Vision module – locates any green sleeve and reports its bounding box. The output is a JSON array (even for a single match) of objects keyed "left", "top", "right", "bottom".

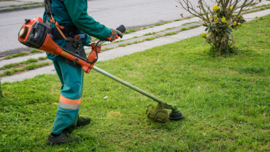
[{"left": 63, "top": 0, "right": 111, "bottom": 40}]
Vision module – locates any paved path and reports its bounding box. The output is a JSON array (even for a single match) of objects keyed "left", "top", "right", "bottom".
[
  {"left": 0, "top": 0, "right": 206, "bottom": 53},
  {"left": 0, "top": 17, "right": 203, "bottom": 68},
  {"left": 0, "top": 1, "right": 25, "bottom": 7},
  {"left": 0, "top": 0, "right": 43, "bottom": 8},
  {"left": 2, "top": 9, "right": 270, "bottom": 83}
]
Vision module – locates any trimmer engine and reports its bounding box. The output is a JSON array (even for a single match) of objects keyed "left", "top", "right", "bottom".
[
  {"left": 18, "top": 17, "right": 108, "bottom": 73},
  {"left": 18, "top": 17, "right": 126, "bottom": 73},
  {"left": 19, "top": 17, "right": 48, "bottom": 48}
]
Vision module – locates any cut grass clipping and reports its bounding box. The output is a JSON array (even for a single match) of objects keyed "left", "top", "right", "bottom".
[{"left": 0, "top": 14, "right": 270, "bottom": 151}]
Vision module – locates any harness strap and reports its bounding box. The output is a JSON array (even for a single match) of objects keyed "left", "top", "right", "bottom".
[
  {"left": 44, "top": 0, "right": 67, "bottom": 41},
  {"left": 51, "top": 26, "right": 81, "bottom": 40}
]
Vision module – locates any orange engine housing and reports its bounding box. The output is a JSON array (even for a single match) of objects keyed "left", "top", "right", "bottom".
[{"left": 18, "top": 17, "right": 99, "bottom": 73}]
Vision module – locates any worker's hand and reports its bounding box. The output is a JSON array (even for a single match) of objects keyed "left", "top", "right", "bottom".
[{"left": 106, "top": 29, "right": 123, "bottom": 42}]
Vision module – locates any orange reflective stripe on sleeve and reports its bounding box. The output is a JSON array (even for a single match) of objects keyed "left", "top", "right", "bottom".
[{"left": 60, "top": 95, "right": 81, "bottom": 105}]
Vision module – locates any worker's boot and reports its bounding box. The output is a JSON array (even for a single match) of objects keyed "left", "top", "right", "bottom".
[
  {"left": 77, "top": 115, "right": 91, "bottom": 127},
  {"left": 47, "top": 132, "right": 80, "bottom": 145}
]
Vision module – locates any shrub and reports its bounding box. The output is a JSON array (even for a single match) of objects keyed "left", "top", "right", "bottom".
[{"left": 176, "top": 0, "right": 260, "bottom": 55}]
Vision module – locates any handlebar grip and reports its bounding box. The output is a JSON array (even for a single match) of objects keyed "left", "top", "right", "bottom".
[{"left": 116, "top": 25, "right": 126, "bottom": 33}]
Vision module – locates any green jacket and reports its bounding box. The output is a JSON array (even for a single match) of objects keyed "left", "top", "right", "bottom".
[{"left": 43, "top": 0, "right": 111, "bottom": 61}]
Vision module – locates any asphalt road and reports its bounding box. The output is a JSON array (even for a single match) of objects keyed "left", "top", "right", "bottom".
[{"left": 0, "top": 0, "right": 202, "bottom": 53}]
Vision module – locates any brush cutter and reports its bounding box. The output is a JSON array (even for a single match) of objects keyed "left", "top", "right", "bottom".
[{"left": 18, "top": 17, "right": 183, "bottom": 123}]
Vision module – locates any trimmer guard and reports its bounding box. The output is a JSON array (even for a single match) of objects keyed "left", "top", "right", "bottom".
[{"left": 146, "top": 103, "right": 169, "bottom": 123}]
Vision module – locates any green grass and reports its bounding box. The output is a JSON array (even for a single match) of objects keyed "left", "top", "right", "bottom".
[
  {"left": 0, "top": 58, "right": 38, "bottom": 70},
  {"left": 155, "top": 22, "right": 169, "bottom": 26},
  {"left": 0, "top": 57, "right": 47, "bottom": 70},
  {"left": 0, "top": 80, "right": 2, "bottom": 98},
  {"left": 2, "top": 49, "right": 44, "bottom": 59},
  {"left": 164, "top": 31, "right": 178, "bottom": 36},
  {"left": 174, "top": 18, "right": 183, "bottom": 22},
  {"left": 181, "top": 22, "right": 193, "bottom": 26},
  {"left": 165, "top": 27, "right": 176, "bottom": 30},
  {"left": 180, "top": 27, "right": 189, "bottom": 31},
  {"left": 246, "top": 6, "right": 270, "bottom": 14},
  {"left": 30, "top": 49, "right": 42, "bottom": 53},
  {"left": 119, "top": 42, "right": 133, "bottom": 47},
  {"left": 0, "top": 62, "right": 51, "bottom": 76},
  {"left": 252, "top": 3, "right": 270, "bottom": 9},
  {"left": 244, "top": 3, "right": 270, "bottom": 14},
  {"left": 3, "top": 52, "right": 28, "bottom": 59},
  {"left": 188, "top": 25, "right": 201, "bottom": 29},
  {"left": 143, "top": 32, "right": 156, "bottom": 36},
  {"left": 117, "top": 24, "right": 201, "bottom": 48},
  {"left": 0, "top": 14, "right": 270, "bottom": 151},
  {"left": 38, "top": 57, "right": 47, "bottom": 60},
  {"left": 165, "top": 25, "right": 201, "bottom": 36},
  {"left": 101, "top": 47, "right": 115, "bottom": 52},
  {"left": 124, "top": 29, "right": 138, "bottom": 34},
  {"left": 145, "top": 37, "right": 155, "bottom": 41}
]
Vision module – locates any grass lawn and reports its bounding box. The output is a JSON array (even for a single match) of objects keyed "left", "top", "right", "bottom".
[{"left": 0, "top": 15, "right": 270, "bottom": 151}]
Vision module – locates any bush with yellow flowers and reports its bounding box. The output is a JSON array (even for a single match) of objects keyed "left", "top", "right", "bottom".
[
  {"left": 176, "top": 0, "right": 258, "bottom": 55},
  {"left": 202, "top": 5, "right": 246, "bottom": 54}
]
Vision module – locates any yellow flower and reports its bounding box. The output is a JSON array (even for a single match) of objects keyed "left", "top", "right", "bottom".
[
  {"left": 213, "top": 5, "right": 220, "bottom": 12},
  {"left": 230, "top": 6, "right": 233, "bottom": 10},
  {"left": 228, "top": 25, "right": 232, "bottom": 29},
  {"left": 214, "top": 16, "right": 218, "bottom": 21},
  {"left": 233, "top": 21, "right": 236, "bottom": 26},
  {"left": 238, "top": 24, "right": 243, "bottom": 27},
  {"left": 221, "top": 16, "right": 227, "bottom": 23},
  {"left": 210, "top": 15, "right": 212, "bottom": 19},
  {"left": 201, "top": 33, "right": 207, "bottom": 38}
]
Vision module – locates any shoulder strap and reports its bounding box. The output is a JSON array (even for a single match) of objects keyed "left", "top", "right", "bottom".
[
  {"left": 44, "top": 0, "right": 52, "bottom": 27},
  {"left": 44, "top": 0, "right": 52, "bottom": 18},
  {"left": 44, "top": 0, "right": 67, "bottom": 41}
]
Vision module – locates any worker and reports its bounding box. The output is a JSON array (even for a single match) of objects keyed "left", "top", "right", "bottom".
[{"left": 43, "top": 0, "right": 123, "bottom": 145}]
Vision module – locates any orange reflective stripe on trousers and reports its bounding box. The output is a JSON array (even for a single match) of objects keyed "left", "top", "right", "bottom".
[{"left": 59, "top": 95, "right": 81, "bottom": 110}]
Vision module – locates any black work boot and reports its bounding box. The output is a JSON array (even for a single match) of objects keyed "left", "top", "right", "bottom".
[
  {"left": 47, "top": 132, "right": 80, "bottom": 146},
  {"left": 76, "top": 115, "right": 91, "bottom": 127}
]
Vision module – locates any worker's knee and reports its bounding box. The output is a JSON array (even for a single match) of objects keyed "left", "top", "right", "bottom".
[{"left": 61, "top": 81, "right": 83, "bottom": 99}]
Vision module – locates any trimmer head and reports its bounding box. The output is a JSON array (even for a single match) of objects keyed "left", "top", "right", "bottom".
[
  {"left": 168, "top": 110, "right": 183, "bottom": 121},
  {"left": 146, "top": 103, "right": 183, "bottom": 123}
]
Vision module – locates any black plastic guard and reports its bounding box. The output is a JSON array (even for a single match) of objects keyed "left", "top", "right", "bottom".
[{"left": 20, "top": 21, "right": 48, "bottom": 48}]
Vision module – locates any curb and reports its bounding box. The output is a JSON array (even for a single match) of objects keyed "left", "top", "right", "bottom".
[{"left": 0, "top": 3, "right": 43, "bottom": 13}]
